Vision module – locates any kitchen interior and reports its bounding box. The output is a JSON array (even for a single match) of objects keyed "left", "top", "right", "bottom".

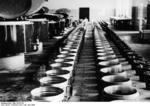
[{"left": 0, "top": 0, "right": 150, "bottom": 103}]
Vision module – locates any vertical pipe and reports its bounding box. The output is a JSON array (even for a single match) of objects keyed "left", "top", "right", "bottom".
[{"left": 23, "top": 24, "right": 27, "bottom": 53}]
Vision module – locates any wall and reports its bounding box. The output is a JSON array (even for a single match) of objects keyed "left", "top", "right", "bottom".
[{"left": 44, "top": 0, "right": 118, "bottom": 21}]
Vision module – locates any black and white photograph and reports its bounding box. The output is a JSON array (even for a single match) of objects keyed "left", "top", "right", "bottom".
[{"left": 0, "top": 0, "right": 150, "bottom": 105}]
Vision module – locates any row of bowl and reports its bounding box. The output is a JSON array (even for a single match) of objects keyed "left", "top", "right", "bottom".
[
  {"left": 93, "top": 25, "right": 140, "bottom": 101},
  {"left": 30, "top": 25, "right": 85, "bottom": 102},
  {"left": 99, "top": 21, "right": 150, "bottom": 91}
]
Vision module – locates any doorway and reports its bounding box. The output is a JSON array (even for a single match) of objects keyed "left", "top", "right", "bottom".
[{"left": 79, "top": 7, "right": 90, "bottom": 21}]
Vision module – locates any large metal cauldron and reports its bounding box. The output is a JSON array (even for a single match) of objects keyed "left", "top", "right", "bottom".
[
  {"left": 28, "top": 19, "right": 49, "bottom": 42},
  {"left": 48, "top": 21, "right": 57, "bottom": 38},
  {"left": 26, "top": 0, "right": 45, "bottom": 15},
  {"left": 0, "top": 0, "right": 31, "bottom": 19},
  {"left": 31, "top": 13, "right": 61, "bottom": 37},
  {"left": 0, "top": 21, "right": 34, "bottom": 57}
]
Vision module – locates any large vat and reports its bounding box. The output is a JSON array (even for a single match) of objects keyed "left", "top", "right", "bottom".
[
  {"left": 0, "top": 21, "right": 34, "bottom": 57},
  {"left": 0, "top": 0, "right": 31, "bottom": 19},
  {"left": 26, "top": 0, "right": 45, "bottom": 15},
  {"left": 28, "top": 19, "right": 49, "bottom": 42},
  {"left": 31, "top": 13, "right": 62, "bottom": 37}
]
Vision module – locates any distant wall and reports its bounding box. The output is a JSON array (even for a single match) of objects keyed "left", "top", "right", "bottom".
[
  {"left": 44, "top": 0, "right": 148, "bottom": 25},
  {"left": 43, "top": 0, "right": 118, "bottom": 21}
]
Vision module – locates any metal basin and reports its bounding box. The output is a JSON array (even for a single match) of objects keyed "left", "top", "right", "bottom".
[
  {"left": 57, "top": 54, "right": 67, "bottom": 58},
  {"left": 39, "top": 76, "right": 68, "bottom": 88},
  {"left": 97, "top": 49, "right": 114, "bottom": 53},
  {"left": 57, "top": 54, "right": 76, "bottom": 60},
  {"left": 98, "top": 59, "right": 120, "bottom": 67},
  {"left": 62, "top": 48, "right": 78, "bottom": 52},
  {"left": 50, "top": 63, "right": 62, "bottom": 70},
  {"left": 101, "top": 75, "right": 132, "bottom": 87},
  {"left": 96, "top": 47, "right": 113, "bottom": 50},
  {"left": 54, "top": 58, "right": 74, "bottom": 65},
  {"left": 103, "top": 85, "right": 139, "bottom": 100},
  {"left": 46, "top": 69, "right": 71, "bottom": 79},
  {"left": 60, "top": 51, "right": 69, "bottom": 55},
  {"left": 100, "top": 65, "right": 126, "bottom": 77},
  {"left": 31, "top": 86, "right": 64, "bottom": 102},
  {"left": 97, "top": 55, "right": 116, "bottom": 61},
  {"left": 50, "top": 63, "right": 73, "bottom": 72},
  {"left": 97, "top": 52, "right": 115, "bottom": 56},
  {"left": 96, "top": 47, "right": 104, "bottom": 49}
]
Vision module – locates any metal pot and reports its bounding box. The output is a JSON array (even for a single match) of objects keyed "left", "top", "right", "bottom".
[
  {"left": 103, "top": 85, "right": 139, "bottom": 101},
  {"left": 96, "top": 49, "right": 114, "bottom": 54},
  {"left": 101, "top": 75, "right": 132, "bottom": 88},
  {"left": 98, "top": 59, "right": 120, "bottom": 68},
  {"left": 46, "top": 69, "right": 71, "bottom": 79},
  {"left": 99, "top": 65, "right": 126, "bottom": 77},
  {"left": 97, "top": 55, "right": 116, "bottom": 61},
  {"left": 54, "top": 58, "right": 75, "bottom": 65},
  {"left": 97, "top": 52, "right": 115, "bottom": 57},
  {"left": 31, "top": 86, "right": 64, "bottom": 102},
  {"left": 50, "top": 63, "right": 74, "bottom": 72},
  {"left": 39, "top": 76, "right": 68, "bottom": 88}
]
